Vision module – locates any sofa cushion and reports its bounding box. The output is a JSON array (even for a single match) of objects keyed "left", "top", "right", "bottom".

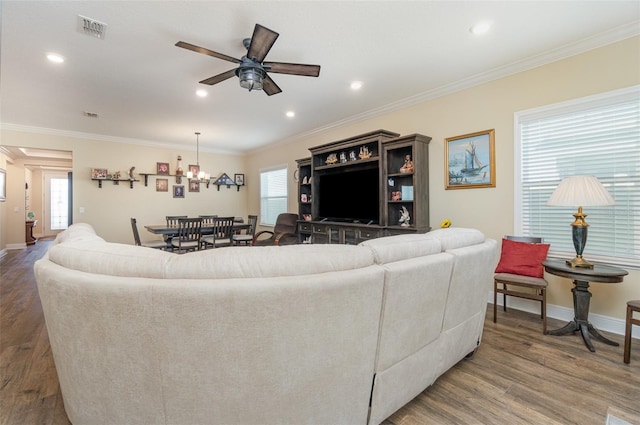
[
  {"left": 359, "top": 234, "right": 442, "bottom": 264},
  {"left": 424, "top": 228, "right": 486, "bottom": 250},
  {"left": 164, "top": 244, "right": 375, "bottom": 279},
  {"left": 494, "top": 238, "right": 550, "bottom": 278},
  {"left": 48, "top": 240, "right": 169, "bottom": 278}
]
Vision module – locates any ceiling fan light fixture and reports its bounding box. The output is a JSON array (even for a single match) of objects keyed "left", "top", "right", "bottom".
[{"left": 237, "top": 67, "right": 265, "bottom": 91}]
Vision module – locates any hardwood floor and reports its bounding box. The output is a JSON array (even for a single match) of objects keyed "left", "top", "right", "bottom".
[{"left": 1, "top": 240, "right": 639, "bottom": 425}]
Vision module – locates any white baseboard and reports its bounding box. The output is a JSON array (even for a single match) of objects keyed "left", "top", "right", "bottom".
[
  {"left": 0, "top": 249, "right": 6, "bottom": 259},
  {"left": 489, "top": 291, "right": 639, "bottom": 339},
  {"left": 6, "top": 243, "right": 27, "bottom": 250}
]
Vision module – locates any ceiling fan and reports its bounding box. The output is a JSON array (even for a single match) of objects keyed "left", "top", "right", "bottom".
[{"left": 176, "top": 23, "right": 321, "bottom": 96}]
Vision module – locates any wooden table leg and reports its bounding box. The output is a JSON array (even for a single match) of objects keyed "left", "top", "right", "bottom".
[{"left": 547, "top": 279, "right": 618, "bottom": 352}]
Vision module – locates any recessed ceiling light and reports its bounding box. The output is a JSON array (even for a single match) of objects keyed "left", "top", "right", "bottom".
[
  {"left": 286, "top": 111, "right": 295, "bottom": 118},
  {"left": 470, "top": 22, "right": 492, "bottom": 35},
  {"left": 196, "top": 89, "right": 208, "bottom": 97},
  {"left": 350, "top": 81, "right": 363, "bottom": 90},
  {"left": 46, "top": 53, "right": 65, "bottom": 63}
]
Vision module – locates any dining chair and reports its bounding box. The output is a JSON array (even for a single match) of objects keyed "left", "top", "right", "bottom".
[
  {"left": 233, "top": 215, "right": 258, "bottom": 245},
  {"left": 624, "top": 299, "right": 640, "bottom": 364},
  {"left": 252, "top": 213, "right": 299, "bottom": 246},
  {"left": 494, "top": 235, "right": 550, "bottom": 334},
  {"left": 201, "top": 216, "right": 235, "bottom": 249},
  {"left": 130, "top": 218, "right": 166, "bottom": 250},
  {"left": 166, "top": 215, "right": 188, "bottom": 227},
  {"left": 170, "top": 217, "right": 203, "bottom": 253},
  {"left": 198, "top": 215, "right": 218, "bottom": 225}
]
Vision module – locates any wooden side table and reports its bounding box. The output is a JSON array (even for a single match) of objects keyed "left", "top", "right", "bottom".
[
  {"left": 542, "top": 259, "right": 628, "bottom": 352},
  {"left": 25, "top": 220, "right": 38, "bottom": 246}
]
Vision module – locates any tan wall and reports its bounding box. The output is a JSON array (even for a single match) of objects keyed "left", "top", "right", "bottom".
[
  {"left": 246, "top": 36, "right": 640, "bottom": 320},
  {"left": 0, "top": 132, "right": 247, "bottom": 245},
  {"left": 1, "top": 37, "right": 638, "bottom": 320}
]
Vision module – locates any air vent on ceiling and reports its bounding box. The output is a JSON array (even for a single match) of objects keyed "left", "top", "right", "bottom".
[
  {"left": 78, "top": 15, "right": 107, "bottom": 39},
  {"left": 83, "top": 111, "right": 99, "bottom": 118}
]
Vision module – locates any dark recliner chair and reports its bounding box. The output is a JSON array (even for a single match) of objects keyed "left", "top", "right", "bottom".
[{"left": 252, "top": 213, "right": 299, "bottom": 246}]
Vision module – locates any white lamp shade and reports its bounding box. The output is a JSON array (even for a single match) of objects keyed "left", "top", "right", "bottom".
[{"left": 546, "top": 175, "right": 615, "bottom": 207}]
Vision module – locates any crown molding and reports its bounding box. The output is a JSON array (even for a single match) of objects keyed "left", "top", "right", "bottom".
[
  {"left": 249, "top": 21, "right": 640, "bottom": 155},
  {"left": 0, "top": 123, "right": 243, "bottom": 156}
]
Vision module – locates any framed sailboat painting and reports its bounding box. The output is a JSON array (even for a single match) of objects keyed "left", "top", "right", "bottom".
[{"left": 445, "top": 129, "right": 496, "bottom": 190}]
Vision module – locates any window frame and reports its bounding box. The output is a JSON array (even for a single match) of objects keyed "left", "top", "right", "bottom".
[
  {"left": 259, "top": 165, "right": 288, "bottom": 227},
  {"left": 514, "top": 85, "right": 640, "bottom": 269}
]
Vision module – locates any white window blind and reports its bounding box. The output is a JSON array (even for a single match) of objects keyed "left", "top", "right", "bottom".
[
  {"left": 515, "top": 86, "right": 640, "bottom": 268},
  {"left": 260, "top": 167, "right": 288, "bottom": 226}
]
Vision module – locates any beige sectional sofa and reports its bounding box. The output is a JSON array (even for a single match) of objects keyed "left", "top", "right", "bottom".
[{"left": 35, "top": 223, "right": 497, "bottom": 425}]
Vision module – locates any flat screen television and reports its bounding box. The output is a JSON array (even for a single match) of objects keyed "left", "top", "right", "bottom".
[{"left": 317, "top": 167, "right": 379, "bottom": 224}]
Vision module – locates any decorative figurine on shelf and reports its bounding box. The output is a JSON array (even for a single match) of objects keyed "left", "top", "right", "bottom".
[
  {"left": 349, "top": 150, "right": 357, "bottom": 161},
  {"left": 112, "top": 171, "right": 121, "bottom": 180},
  {"left": 176, "top": 156, "right": 184, "bottom": 176},
  {"left": 399, "top": 206, "right": 411, "bottom": 227},
  {"left": 391, "top": 191, "right": 401, "bottom": 201},
  {"left": 400, "top": 155, "right": 414, "bottom": 174},
  {"left": 339, "top": 152, "right": 347, "bottom": 163},
  {"left": 326, "top": 153, "right": 338, "bottom": 164},
  {"left": 359, "top": 146, "right": 371, "bottom": 159}
]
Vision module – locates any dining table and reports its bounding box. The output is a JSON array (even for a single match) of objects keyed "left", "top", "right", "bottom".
[{"left": 145, "top": 221, "right": 251, "bottom": 248}]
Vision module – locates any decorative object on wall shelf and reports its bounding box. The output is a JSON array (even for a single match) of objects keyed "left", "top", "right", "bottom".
[
  {"left": 129, "top": 167, "right": 136, "bottom": 180},
  {"left": 359, "top": 146, "right": 371, "bottom": 159},
  {"left": 157, "top": 162, "right": 170, "bottom": 175},
  {"left": 173, "top": 185, "right": 185, "bottom": 198},
  {"left": 391, "top": 191, "right": 401, "bottom": 201},
  {"left": 212, "top": 172, "right": 238, "bottom": 191},
  {"left": 91, "top": 168, "right": 108, "bottom": 179},
  {"left": 399, "top": 206, "right": 411, "bottom": 226},
  {"left": 325, "top": 153, "right": 338, "bottom": 164},
  {"left": 111, "top": 171, "right": 121, "bottom": 180},
  {"left": 175, "top": 156, "right": 184, "bottom": 184},
  {"left": 234, "top": 173, "right": 245, "bottom": 187},
  {"left": 401, "top": 185, "right": 413, "bottom": 201},
  {"left": 399, "top": 155, "right": 414, "bottom": 174},
  {"left": 156, "top": 179, "right": 168, "bottom": 192},
  {"left": 445, "top": 129, "right": 495, "bottom": 190}
]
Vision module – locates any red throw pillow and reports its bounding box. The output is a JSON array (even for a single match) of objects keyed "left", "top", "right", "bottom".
[{"left": 494, "top": 238, "right": 550, "bottom": 278}]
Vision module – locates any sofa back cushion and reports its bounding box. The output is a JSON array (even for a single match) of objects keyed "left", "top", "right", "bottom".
[{"left": 360, "top": 234, "right": 442, "bottom": 264}]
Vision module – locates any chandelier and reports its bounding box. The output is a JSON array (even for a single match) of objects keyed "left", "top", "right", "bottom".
[{"left": 187, "top": 132, "right": 210, "bottom": 182}]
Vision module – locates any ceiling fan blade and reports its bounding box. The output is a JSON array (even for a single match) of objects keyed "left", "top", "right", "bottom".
[
  {"left": 175, "top": 41, "right": 241, "bottom": 64},
  {"left": 247, "top": 24, "right": 279, "bottom": 63},
  {"left": 262, "top": 74, "right": 282, "bottom": 96},
  {"left": 263, "top": 62, "right": 321, "bottom": 77},
  {"left": 199, "top": 69, "right": 237, "bottom": 85}
]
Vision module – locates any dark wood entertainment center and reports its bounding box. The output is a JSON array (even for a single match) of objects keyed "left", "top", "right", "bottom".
[{"left": 296, "top": 130, "right": 431, "bottom": 244}]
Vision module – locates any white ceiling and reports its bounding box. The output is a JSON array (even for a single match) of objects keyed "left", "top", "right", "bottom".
[{"left": 1, "top": 1, "right": 639, "bottom": 155}]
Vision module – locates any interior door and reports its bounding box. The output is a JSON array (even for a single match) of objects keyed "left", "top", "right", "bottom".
[{"left": 43, "top": 171, "right": 70, "bottom": 236}]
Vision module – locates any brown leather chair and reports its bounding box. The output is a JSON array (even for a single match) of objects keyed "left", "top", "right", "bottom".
[{"left": 252, "top": 213, "right": 299, "bottom": 246}]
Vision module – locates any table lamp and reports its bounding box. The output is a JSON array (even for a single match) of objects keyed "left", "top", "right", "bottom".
[{"left": 546, "top": 175, "right": 615, "bottom": 269}]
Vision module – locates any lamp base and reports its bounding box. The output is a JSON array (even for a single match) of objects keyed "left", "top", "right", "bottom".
[{"left": 566, "top": 255, "right": 594, "bottom": 269}]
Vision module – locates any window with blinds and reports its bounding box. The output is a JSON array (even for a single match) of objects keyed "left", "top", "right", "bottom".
[
  {"left": 515, "top": 85, "right": 640, "bottom": 268},
  {"left": 260, "top": 166, "right": 288, "bottom": 226}
]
